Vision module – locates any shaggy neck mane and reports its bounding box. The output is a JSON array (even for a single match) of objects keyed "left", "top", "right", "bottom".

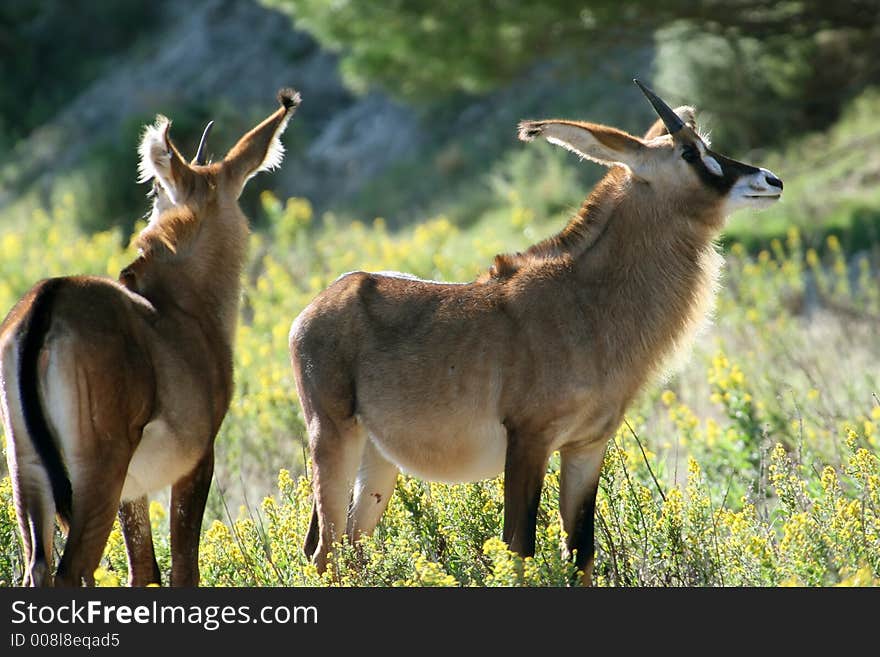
[
  {"left": 484, "top": 169, "right": 625, "bottom": 279},
  {"left": 136, "top": 205, "right": 202, "bottom": 259},
  {"left": 122, "top": 204, "right": 247, "bottom": 344},
  {"left": 483, "top": 166, "right": 723, "bottom": 388}
]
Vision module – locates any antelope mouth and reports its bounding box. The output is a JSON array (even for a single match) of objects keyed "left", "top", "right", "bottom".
[{"left": 745, "top": 193, "right": 781, "bottom": 200}]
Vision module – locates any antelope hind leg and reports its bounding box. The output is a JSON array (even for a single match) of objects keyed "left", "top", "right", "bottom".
[
  {"left": 308, "top": 415, "right": 366, "bottom": 574},
  {"left": 54, "top": 472, "right": 125, "bottom": 587},
  {"left": 119, "top": 496, "right": 161, "bottom": 586},
  {"left": 303, "top": 501, "right": 319, "bottom": 559},
  {"left": 169, "top": 448, "right": 214, "bottom": 587},
  {"left": 347, "top": 438, "right": 399, "bottom": 542},
  {"left": 2, "top": 377, "right": 55, "bottom": 586},
  {"left": 559, "top": 441, "right": 607, "bottom": 586},
  {"left": 18, "top": 477, "right": 56, "bottom": 587}
]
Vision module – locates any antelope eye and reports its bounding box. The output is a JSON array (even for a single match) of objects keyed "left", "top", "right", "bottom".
[{"left": 681, "top": 145, "right": 699, "bottom": 163}]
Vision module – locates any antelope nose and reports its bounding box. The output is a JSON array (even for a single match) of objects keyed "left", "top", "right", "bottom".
[{"left": 765, "top": 174, "right": 783, "bottom": 190}]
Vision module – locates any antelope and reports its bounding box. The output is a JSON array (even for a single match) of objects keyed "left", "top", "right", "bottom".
[
  {"left": 289, "top": 80, "right": 782, "bottom": 585},
  {"left": 0, "top": 89, "right": 300, "bottom": 586}
]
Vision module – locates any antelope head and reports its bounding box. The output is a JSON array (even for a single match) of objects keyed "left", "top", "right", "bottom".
[
  {"left": 518, "top": 79, "right": 782, "bottom": 229},
  {"left": 127, "top": 89, "right": 301, "bottom": 304},
  {"left": 137, "top": 87, "right": 300, "bottom": 229}
]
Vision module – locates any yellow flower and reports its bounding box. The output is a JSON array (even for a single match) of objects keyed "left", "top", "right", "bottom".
[
  {"left": 661, "top": 390, "right": 677, "bottom": 406},
  {"left": 730, "top": 366, "right": 745, "bottom": 386},
  {"left": 93, "top": 567, "right": 121, "bottom": 587}
]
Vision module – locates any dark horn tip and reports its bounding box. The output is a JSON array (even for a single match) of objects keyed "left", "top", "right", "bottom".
[
  {"left": 278, "top": 88, "right": 301, "bottom": 110},
  {"left": 633, "top": 78, "right": 650, "bottom": 94},
  {"left": 192, "top": 120, "right": 214, "bottom": 165},
  {"left": 633, "top": 77, "right": 685, "bottom": 134}
]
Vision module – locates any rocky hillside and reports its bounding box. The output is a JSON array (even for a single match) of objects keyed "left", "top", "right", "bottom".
[
  {"left": 0, "top": 0, "right": 651, "bottom": 228},
  {"left": 0, "top": 0, "right": 422, "bottom": 215}
]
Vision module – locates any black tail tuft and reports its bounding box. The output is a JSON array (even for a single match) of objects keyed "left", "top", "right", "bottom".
[
  {"left": 19, "top": 278, "right": 72, "bottom": 524},
  {"left": 277, "top": 87, "right": 301, "bottom": 111}
]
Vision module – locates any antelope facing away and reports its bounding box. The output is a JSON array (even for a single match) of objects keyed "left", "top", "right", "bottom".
[
  {"left": 0, "top": 89, "right": 300, "bottom": 586},
  {"left": 290, "top": 80, "right": 782, "bottom": 585}
]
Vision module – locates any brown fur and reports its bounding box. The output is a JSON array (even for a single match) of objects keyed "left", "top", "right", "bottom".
[
  {"left": 290, "top": 100, "right": 782, "bottom": 585},
  {"left": 0, "top": 90, "right": 299, "bottom": 587}
]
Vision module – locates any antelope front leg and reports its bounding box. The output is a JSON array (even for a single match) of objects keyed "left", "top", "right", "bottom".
[
  {"left": 502, "top": 433, "right": 549, "bottom": 557},
  {"left": 119, "top": 496, "right": 161, "bottom": 586},
  {"left": 169, "top": 448, "right": 214, "bottom": 587},
  {"left": 559, "top": 441, "right": 607, "bottom": 586}
]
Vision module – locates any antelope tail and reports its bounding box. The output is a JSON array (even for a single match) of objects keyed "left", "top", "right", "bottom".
[{"left": 18, "top": 278, "right": 72, "bottom": 524}]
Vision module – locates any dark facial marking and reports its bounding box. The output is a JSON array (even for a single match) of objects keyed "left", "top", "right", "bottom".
[{"left": 681, "top": 141, "right": 760, "bottom": 196}]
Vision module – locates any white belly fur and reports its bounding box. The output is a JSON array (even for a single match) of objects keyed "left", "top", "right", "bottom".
[
  {"left": 121, "top": 419, "right": 202, "bottom": 501},
  {"left": 365, "top": 417, "right": 508, "bottom": 484}
]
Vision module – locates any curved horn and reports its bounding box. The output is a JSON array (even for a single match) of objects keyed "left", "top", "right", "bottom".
[
  {"left": 192, "top": 120, "right": 215, "bottom": 165},
  {"left": 633, "top": 79, "right": 685, "bottom": 135}
]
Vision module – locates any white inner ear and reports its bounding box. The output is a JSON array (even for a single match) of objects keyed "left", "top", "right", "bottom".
[
  {"left": 254, "top": 111, "right": 293, "bottom": 177},
  {"left": 137, "top": 115, "right": 178, "bottom": 202},
  {"left": 544, "top": 125, "right": 626, "bottom": 168},
  {"left": 702, "top": 154, "right": 723, "bottom": 177}
]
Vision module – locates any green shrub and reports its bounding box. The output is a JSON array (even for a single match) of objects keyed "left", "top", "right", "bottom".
[{"left": 0, "top": 195, "right": 877, "bottom": 586}]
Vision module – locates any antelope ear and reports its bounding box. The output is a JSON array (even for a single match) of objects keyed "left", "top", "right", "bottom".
[
  {"left": 137, "top": 115, "right": 192, "bottom": 204},
  {"left": 223, "top": 88, "right": 300, "bottom": 196},
  {"left": 519, "top": 119, "right": 647, "bottom": 173},
  {"left": 643, "top": 106, "right": 697, "bottom": 140}
]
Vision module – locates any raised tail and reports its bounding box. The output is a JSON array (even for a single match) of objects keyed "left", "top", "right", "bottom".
[{"left": 18, "top": 278, "right": 72, "bottom": 525}]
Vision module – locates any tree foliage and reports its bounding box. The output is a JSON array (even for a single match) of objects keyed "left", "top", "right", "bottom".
[
  {"left": 265, "top": 0, "right": 880, "bottom": 145},
  {"left": 265, "top": 1, "right": 879, "bottom": 97},
  {"left": 0, "top": 0, "right": 160, "bottom": 147}
]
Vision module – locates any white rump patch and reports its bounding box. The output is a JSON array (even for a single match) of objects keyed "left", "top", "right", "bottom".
[{"left": 137, "top": 115, "right": 178, "bottom": 202}]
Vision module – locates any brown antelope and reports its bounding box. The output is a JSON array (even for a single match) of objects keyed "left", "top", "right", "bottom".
[
  {"left": 290, "top": 80, "right": 782, "bottom": 584},
  {"left": 0, "top": 89, "right": 300, "bottom": 586}
]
